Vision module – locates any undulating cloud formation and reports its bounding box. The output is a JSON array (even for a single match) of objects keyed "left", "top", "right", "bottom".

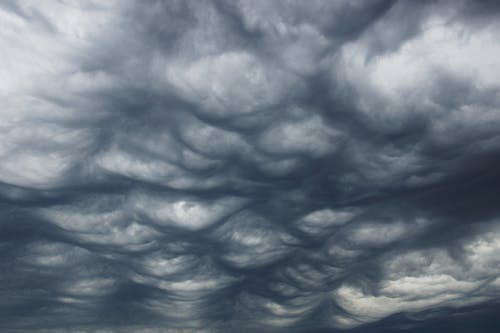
[{"left": 1, "top": 1, "right": 500, "bottom": 332}]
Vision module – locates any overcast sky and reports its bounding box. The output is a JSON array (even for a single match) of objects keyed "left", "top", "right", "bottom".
[{"left": 1, "top": 0, "right": 500, "bottom": 332}]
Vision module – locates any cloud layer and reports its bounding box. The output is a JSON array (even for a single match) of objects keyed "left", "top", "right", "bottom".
[{"left": 1, "top": 1, "right": 500, "bottom": 332}]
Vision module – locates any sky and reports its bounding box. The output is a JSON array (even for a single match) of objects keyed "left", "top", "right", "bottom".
[{"left": 1, "top": 0, "right": 500, "bottom": 332}]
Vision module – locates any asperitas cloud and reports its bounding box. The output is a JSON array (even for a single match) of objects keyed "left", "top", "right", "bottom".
[{"left": 1, "top": 1, "right": 500, "bottom": 332}]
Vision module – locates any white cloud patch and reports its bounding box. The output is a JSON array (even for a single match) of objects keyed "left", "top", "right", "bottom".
[
  {"left": 133, "top": 192, "right": 247, "bottom": 231},
  {"left": 334, "top": 223, "right": 500, "bottom": 328}
]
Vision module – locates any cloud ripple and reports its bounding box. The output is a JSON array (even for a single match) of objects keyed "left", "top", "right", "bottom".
[{"left": 1, "top": 1, "right": 500, "bottom": 332}]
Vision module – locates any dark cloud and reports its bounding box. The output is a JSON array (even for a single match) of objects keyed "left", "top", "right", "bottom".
[{"left": 1, "top": 0, "right": 500, "bottom": 332}]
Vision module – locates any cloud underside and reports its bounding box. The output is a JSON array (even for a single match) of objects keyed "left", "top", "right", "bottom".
[{"left": 1, "top": 0, "right": 500, "bottom": 332}]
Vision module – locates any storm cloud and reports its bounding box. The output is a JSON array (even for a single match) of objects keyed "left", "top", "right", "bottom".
[{"left": 1, "top": 0, "right": 500, "bottom": 332}]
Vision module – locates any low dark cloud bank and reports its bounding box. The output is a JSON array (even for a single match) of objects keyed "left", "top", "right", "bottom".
[{"left": 1, "top": 1, "right": 500, "bottom": 332}]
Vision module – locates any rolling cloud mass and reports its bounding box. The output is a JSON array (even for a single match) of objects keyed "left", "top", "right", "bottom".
[{"left": 1, "top": 0, "right": 500, "bottom": 332}]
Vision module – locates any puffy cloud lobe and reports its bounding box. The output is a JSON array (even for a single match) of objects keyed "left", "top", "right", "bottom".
[
  {"left": 167, "top": 51, "right": 302, "bottom": 117},
  {"left": 1, "top": 1, "right": 500, "bottom": 332}
]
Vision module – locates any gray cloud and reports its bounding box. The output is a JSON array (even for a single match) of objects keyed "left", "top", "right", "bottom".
[{"left": 1, "top": 0, "right": 500, "bottom": 332}]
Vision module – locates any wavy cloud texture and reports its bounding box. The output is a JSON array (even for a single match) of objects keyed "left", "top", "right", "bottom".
[{"left": 1, "top": 1, "right": 500, "bottom": 332}]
